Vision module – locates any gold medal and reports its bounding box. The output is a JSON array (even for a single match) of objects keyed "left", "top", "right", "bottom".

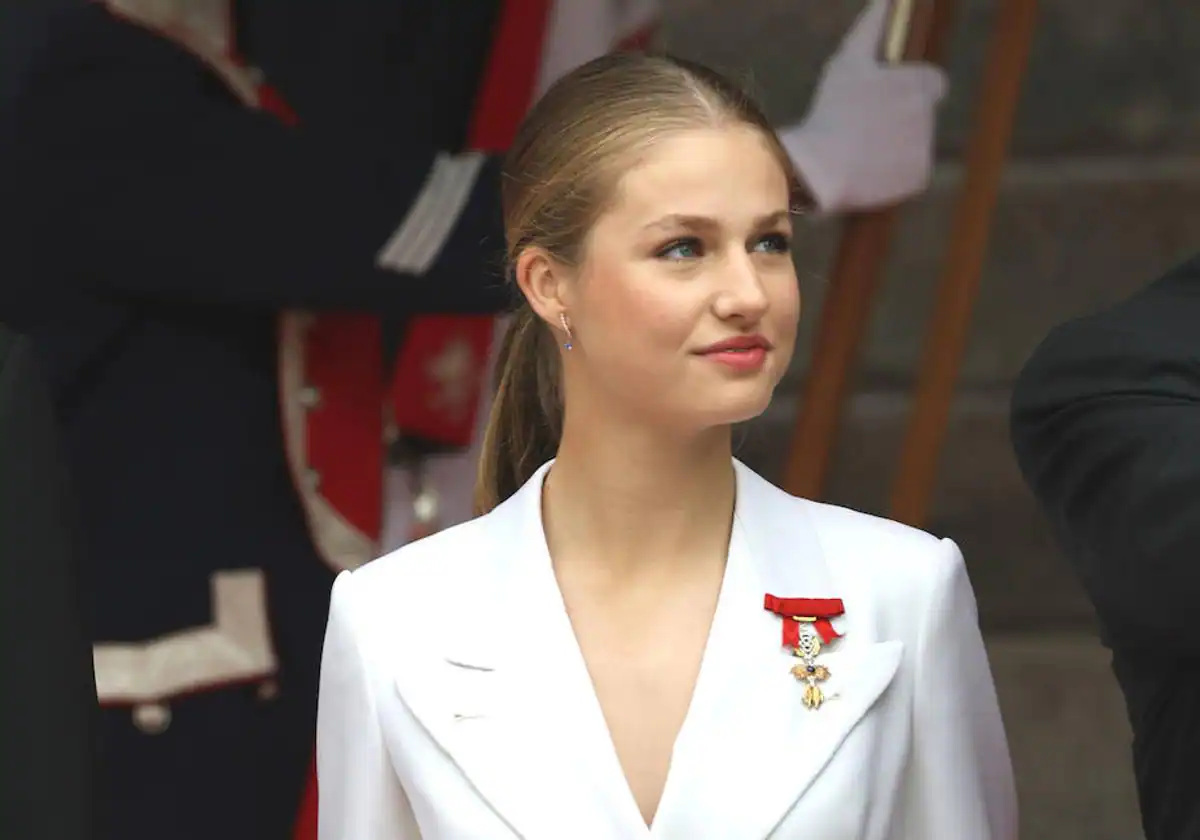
[
  {"left": 765, "top": 596, "right": 846, "bottom": 712},
  {"left": 790, "top": 663, "right": 831, "bottom": 682},
  {"left": 791, "top": 619, "right": 832, "bottom": 711},
  {"left": 802, "top": 684, "right": 825, "bottom": 710}
]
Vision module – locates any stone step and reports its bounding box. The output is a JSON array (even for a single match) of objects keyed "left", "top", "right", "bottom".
[
  {"left": 782, "top": 155, "right": 1200, "bottom": 387},
  {"left": 985, "top": 632, "right": 1143, "bottom": 840},
  {"left": 737, "top": 387, "right": 1097, "bottom": 632},
  {"left": 666, "top": 0, "right": 1200, "bottom": 157}
]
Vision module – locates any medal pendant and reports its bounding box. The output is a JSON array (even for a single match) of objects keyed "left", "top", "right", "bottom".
[
  {"left": 796, "top": 631, "right": 822, "bottom": 658},
  {"left": 793, "top": 623, "right": 831, "bottom": 710},
  {"left": 790, "top": 663, "right": 831, "bottom": 682},
  {"left": 765, "top": 596, "right": 846, "bottom": 712},
  {"left": 802, "top": 683, "right": 825, "bottom": 710}
]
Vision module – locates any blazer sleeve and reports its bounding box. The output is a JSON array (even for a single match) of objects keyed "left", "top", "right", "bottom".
[
  {"left": 317, "top": 571, "right": 422, "bottom": 839},
  {"left": 1010, "top": 256, "right": 1200, "bottom": 655},
  {"left": 1, "top": 5, "right": 507, "bottom": 322},
  {"left": 898, "top": 540, "right": 1017, "bottom": 840}
]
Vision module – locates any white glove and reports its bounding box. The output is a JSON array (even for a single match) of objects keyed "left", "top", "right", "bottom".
[{"left": 780, "top": 0, "right": 948, "bottom": 213}]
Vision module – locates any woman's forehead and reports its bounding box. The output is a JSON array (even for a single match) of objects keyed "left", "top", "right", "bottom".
[{"left": 602, "top": 126, "right": 792, "bottom": 230}]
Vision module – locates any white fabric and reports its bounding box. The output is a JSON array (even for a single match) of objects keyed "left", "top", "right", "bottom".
[
  {"left": 781, "top": 0, "right": 949, "bottom": 213},
  {"left": 319, "top": 460, "right": 1018, "bottom": 839},
  {"left": 536, "top": 0, "right": 661, "bottom": 95},
  {"left": 93, "top": 570, "right": 276, "bottom": 704},
  {"left": 376, "top": 152, "right": 488, "bottom": 275}
]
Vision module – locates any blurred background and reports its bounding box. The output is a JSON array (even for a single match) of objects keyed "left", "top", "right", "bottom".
[
  {"left": 8, "top": 1, "right": 1200, "bottom": 837},
  {"left": 660, "top": 0, "right": 1200, "bottom": 837}
]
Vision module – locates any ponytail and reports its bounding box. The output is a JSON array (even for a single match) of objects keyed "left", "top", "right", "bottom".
[{"left": 473, "top": 306, "right": 563, "bottom": 515}]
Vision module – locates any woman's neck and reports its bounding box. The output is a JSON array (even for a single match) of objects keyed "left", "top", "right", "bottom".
[{"left": 542, "top": 412, "right": 737, "bottom": 586}]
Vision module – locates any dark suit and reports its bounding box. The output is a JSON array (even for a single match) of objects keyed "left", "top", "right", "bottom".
[
  {"left": 0, "top": 2, "right": 506, "bottom": 838},
  {"left": 1011, "top": 252, "right": 1200, "bottom": 840},
  {"left": 0, "top": 328, "right": 97, "bottom": 840}
]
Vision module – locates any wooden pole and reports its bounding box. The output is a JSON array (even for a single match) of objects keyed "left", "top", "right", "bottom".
[
  {"left": 888, "top": 0, "right": 1039, "bottom": 526},
  {"left": 783, "top": 0, "right": 958, "bottom": 500}
]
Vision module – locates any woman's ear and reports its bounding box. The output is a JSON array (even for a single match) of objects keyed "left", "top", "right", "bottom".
[{"left": 514, "top": 247, "right": 571, "bottom": 328}]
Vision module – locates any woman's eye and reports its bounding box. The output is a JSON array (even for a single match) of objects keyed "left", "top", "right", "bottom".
[
  {"left": 656, "top": 238, "right": 704, "bottom": 260},
  {"left": 753, "top": 232, "right": 792, "bottom": 255}
]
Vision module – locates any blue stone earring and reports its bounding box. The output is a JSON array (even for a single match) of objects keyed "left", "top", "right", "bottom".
[{"left": 559, "top": 312, "right": 573, "bottom": 350}]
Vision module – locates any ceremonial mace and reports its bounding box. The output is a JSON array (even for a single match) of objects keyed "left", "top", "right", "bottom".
[
  {"left": 888, "top": 0, "right": 1039, "bottom": 527},
  {"left": 782, "top": 0, "right": 958, "bottom": 501}
]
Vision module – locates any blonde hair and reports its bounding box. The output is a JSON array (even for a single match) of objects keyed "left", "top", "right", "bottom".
[{"left": 474, "top": 53, "right": 803, "bottom": 514}]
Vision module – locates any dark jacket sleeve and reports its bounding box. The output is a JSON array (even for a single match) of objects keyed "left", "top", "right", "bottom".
[
  {"left": 1010, "top": 253, "right": 1200, "bottom": 654},
  {"left": 0, "top": 329, "right": 97, "bottom": 840},
  {"left": 0, "top": 5, "right": 509, "bottom": 324}
]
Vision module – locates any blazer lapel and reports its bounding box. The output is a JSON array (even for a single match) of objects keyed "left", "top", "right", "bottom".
[
  {"left": 390, "top": 462, "right": 645, "bottom": 840},
  {"left": 653, "top": 462, "right": 904, "bottom": 839}
]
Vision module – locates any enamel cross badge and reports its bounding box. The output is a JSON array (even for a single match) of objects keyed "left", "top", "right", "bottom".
[{"left": 763, "top": 595, "right": 845, "bottom": 710}]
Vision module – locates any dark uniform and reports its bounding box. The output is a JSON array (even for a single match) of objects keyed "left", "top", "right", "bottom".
[
  {"left": 0, "top": 2, "right": 509, "bottom": 838},
  {"left": 0, "top": 328, "right": 97, "bottom": 840},
  {"left": 1011, "top": 252, "right": 1200, "bottom": 840}
]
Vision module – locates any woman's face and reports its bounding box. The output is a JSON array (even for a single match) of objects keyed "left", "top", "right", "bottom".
[{"left": 564, "top": 124, "right": 800, "bottom": 433}]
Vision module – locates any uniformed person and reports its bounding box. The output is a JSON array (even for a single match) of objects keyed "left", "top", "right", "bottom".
[
  {"left": 0, "top": 327, "right": 97, "bottom": 840},
  {"left": 2, "top": 2, "right": 514, "bottom": 838}
]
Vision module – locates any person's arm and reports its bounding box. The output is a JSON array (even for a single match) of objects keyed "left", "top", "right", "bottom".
[
  {"left": 780, "top": 0, "right": 947, "bottom": 213},
  {"left": 898, "top": 540, "right": 1017, "bottom": 839},
  {"left": 1011, "top": 255, "right": 1200, "bottom": 654},
  {"left": 0, "top": 330, "right": 98, "bottom": 840},
  {"left": 2, "top": 5, "right": 508, "bottom": 322},
  {"left": 317, "top": 571, "right": 422, "bottom": 838}
]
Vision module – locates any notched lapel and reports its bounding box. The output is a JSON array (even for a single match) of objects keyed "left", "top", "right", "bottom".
[
  {"left": 687, "top": 639, "right": 904, "bottom": 840},
  {"left": 391, "top": 609, "right": 559, "bottom": 839},
  {"left": 386, "top": 462, "right": 632, "bottom": 840},
  {"left": 660, "top": 467, "right": 909, "bottom": 839}
]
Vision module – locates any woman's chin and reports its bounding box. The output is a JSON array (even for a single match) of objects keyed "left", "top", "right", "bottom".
[{"left": 693, "top": 389, "right": 775, "bottom": 429}]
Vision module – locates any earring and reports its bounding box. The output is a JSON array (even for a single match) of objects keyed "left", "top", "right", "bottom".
[{"left": 559, "top": 312, "right": 573, "bottom": 350}]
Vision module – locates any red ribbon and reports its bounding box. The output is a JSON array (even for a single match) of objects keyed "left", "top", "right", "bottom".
[{"left": 763, "top": 595, "right": 845, "bottom": 646}]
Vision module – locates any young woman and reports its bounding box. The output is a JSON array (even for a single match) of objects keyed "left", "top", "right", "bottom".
[{"left": 316, "top": 53, "right": 1017, "bottom": 839}]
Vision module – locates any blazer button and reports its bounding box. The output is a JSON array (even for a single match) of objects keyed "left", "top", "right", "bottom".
[
  {"left": 298, "top": 385, "right": 322, "bottom": 409},
  {"left": 132, "top": 702, "right": 172, "bottom": 735}
]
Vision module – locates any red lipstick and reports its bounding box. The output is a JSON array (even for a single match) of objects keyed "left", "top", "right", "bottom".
[{"left": 696, "top": 334, "right": 772, "bottom": 372}]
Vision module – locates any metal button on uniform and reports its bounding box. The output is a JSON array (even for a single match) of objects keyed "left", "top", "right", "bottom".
[
  {"left": 304, "top": 468, "right": 321, "bottom": 492},
  {"left": 298, "top": 385, "right": 321, "bottom": 409},
  {"left": 257, "top": 680, "right": 280, "bottom": 702},
  {"left": 383, "top": 421, "right": 400, "bottom": 446},
  {"left": 133, "top": 702, "right": 172, "bottom": 735}
]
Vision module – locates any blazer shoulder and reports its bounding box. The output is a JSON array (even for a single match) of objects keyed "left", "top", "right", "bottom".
[
  {"left": 796, "top": 494, "right": 946, "bottom": 554},
  {"left": 738, "top": 460, "right": 958, "bottom": 586},
  {"left": 341, "top": 514, "right": 492, "bottom": 615},
  {"left": 788, "top": 499, "right": 970, "bottom": 647},
  {"left": 795, "top": 495, "right": 963, "bottom": 594}
]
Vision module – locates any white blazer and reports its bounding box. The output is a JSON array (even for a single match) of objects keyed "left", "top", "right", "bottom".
[{"left": 317, "top": 460, "right": 1017, "bottom": 839}]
